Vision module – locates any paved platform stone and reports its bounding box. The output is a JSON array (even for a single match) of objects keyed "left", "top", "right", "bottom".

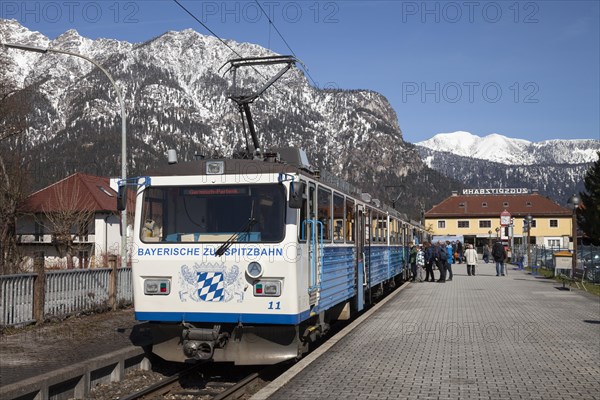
[{"left": 262, "top": 262, "right": 600, "bottom": 400}]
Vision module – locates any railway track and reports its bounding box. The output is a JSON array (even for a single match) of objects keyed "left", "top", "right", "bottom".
[{"left": 120, "top": 362, "right": 287, "bottom": 400}]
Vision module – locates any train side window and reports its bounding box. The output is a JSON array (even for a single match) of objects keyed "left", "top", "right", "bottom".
[
  {"left": 365, "top": 209, "right": 372, "bottom": 245},
  {"left": 333, "top": 193, "right": 345, "bottom": 242},
  {"left": 372, "top": 211, "right": 379, "bottom": 242},
  {"left": 346, "top": 198, "right": 355, "bottom": 243},
  {"left": 383, "top": 216, "right": 389, "bottom": 244},
  {"left": 317, "top": 187, "right": 332, "bottom": 242},
  {"left": 140, "top": 189, "right": 165, "bottom": 242},
  {"left": 298, "top": 180, "right": 308, "bottom": 242}
]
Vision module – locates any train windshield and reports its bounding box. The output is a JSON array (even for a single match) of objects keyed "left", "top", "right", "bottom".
[{"left": 140, "top": 184, "right": 285, "bottom": 243}]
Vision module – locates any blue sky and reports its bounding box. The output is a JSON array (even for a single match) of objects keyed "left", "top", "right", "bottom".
[{"left": 2, "top": 0, "right": 599, "bottom": 143}]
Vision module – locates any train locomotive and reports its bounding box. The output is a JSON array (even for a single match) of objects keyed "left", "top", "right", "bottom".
[{"left": 125, "top": 56, "right": 427, "bottom": 365}]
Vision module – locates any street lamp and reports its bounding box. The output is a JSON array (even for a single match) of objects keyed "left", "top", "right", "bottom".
[
  {"left": 495, "top": 227, "right": 500, "bottom": 239},
  {"left": 526, "top": 214, "right": 533, "bottom": 271},
  {"left": 567, "top": 194, "right": 581, "bottom": 279},
  {"left": 2, "top": 43, "right": 128, "bottom": 270}
]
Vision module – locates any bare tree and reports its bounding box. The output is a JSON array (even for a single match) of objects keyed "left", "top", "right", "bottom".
[
  {"left": 41, "top": 180, "right": 96, "bottom": 269},
  {"left": 0, "top": 55, "right": 31, "bottom": 274}
]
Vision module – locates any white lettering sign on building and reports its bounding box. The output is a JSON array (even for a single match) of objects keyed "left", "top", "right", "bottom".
[{"left": 462, "top": 188, "right": 530, "bottom": 195}]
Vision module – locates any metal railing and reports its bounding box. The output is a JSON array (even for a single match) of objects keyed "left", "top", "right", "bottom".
[
  {"left": 511, "top": 244, "right": 600, "bottom": 283},
  {"left": 0, "top": 268, "right": 132, "bottom": 327}
]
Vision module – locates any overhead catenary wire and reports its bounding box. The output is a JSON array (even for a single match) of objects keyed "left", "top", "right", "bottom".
[
  {"left": 171, "top": 0, "right": 319, "bottom": 91},
  {"left": 171, "top": 0, "right": 283, "bottom": 94},
  {"left": 171, "top": 0, "right": 243, "bottom": 60},
  {"left": 253, "top": 0, "right": 319, "bottom": 88}
]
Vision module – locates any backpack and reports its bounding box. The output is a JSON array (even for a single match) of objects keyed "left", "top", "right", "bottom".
[
  {"left": 492, "top": 243, "right": 504, "bottom": 259},
  {"left": 438, "top": 246, "right": 448, "bottom": 261}
]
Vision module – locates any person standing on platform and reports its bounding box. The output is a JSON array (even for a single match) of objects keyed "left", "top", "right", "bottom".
[
  {"left": 424, "top": 242, "right": 435, "bottom": 282},
  {"left": 409, "top": 242, "right": 418, "bottom": 282},
  {"left": 492, "top": 240, "right": 507, "bottom": 276},
  {"left": 446, "top": 241, "right": 454, "bottom": 281},
  {"left": 483, "top": 244, "right": 490, "bottom": 263},
  {"left": 416, "top": 244, "right": 425, "bottom": 282},
  {"left": 457, "top": 240, "right": 464, "bottom": 263},
  {"left": 465, "top": 244, "right": 478, "bottom": 276},
  {"left": 436, "top": 241, "right": 447, "bottom": 282}
]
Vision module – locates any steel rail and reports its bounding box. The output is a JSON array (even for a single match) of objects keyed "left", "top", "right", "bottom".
[{"left": 119, "top": 362, "right": 205, "bottom": 400}]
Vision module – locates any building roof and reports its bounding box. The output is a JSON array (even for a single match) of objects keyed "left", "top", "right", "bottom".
[
  {"left": 425, "top": 193, "right": 571, "bottom": 219},
  {"left": 19, "top": 173, "right": 123, "bottom": 213}
]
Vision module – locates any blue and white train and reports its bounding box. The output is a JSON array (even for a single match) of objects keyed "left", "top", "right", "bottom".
[{"left": 129, "top": 149, "right": 427, "bottom": 365}]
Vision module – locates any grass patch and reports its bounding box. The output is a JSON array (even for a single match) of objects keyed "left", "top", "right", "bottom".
[{"left": 524, "top": 266, "right": 600, "bottom": 296}]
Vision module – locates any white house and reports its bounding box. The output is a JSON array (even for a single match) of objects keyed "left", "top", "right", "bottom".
[{"left": 16, "top": 173, "right": 130, "bottom": 269}]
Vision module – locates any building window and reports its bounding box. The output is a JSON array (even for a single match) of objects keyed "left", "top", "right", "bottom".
[
  {"left": 526, "top": 201, "right": 532, "bottom": 207},
  {"left": 548, "top": 239, "right": 560, "bottom": 247},
  {"left": 78, "top": 251, "right": 90, "bottom": 268},
  {"left": 34, "top": 220, "right": 44, "bottom": 242},
  {"left": 549, "top": 219, "right": 558, "bottom": 228},
  {"left": 78, "top": 219, "right": 90, "bottom": 242},
  {"left": 503, "top": 202, "right": 509, "bottom": 207},
  {"left": 458, "top": 202, "right": 465, "bottom": 208},
  {"left": 438, "top": 220, "right": 446, "bottom": 229},
  {"left": 530, "top": 220, "right": 537, "bottom": 228},
  {"left": 482, "top": 202, "right": 488, "bottom": 207},
  {"left": 479, "top": 220, "right": 491, "bottom": 228},
  {"left": 458, "top": 221, "right": 469, "bottom": 228}
]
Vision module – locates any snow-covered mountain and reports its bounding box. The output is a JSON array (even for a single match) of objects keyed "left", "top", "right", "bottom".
[
  {"left": 417, "top": 131, "right": 599, "bottom": 165},
  {"left": 416, "top": 131, "right": 599, "bottom": 201},
  {"left": 0, "top": 19, "right": 454, "bottom": 218},
  {"left": 3, "top": 20, "right": 594, "bottom": 211}
]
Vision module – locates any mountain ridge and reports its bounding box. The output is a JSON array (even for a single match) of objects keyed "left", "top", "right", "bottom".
[
  {"left": 417, "top": 131, "right": 599, "bottom": 165},
  {"left": 1, "top": 19, "right": 457, "bottom": 219},
  {"left": 2, "top": 20, "right": 595, "bottom": 214}
]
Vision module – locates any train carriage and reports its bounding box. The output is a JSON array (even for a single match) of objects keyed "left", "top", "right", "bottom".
[{"left": 130, "top": 151, "right": 424, "bottom": 365}]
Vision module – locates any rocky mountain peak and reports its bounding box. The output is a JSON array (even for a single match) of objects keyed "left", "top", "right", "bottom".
[{"left": 1, "top": 20, "right": 444, "bottom": 218}]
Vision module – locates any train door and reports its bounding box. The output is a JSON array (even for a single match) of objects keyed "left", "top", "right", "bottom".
[
  {"left": 355, "top": 205, "right": 366, "bottom": 312},
  {"left": 365, "top": 208, "right": 373, "bottom": 305},
  {"left": 307, "top": 182, "right": 319, "bottom": 306}
]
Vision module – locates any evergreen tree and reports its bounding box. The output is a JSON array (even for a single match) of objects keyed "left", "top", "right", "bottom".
[{"left": 578, "top": 151, "right": 600, "bottom": 244}]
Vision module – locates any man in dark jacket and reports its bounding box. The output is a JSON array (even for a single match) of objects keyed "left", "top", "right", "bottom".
[
  {"left": 424, "top": 242, "right": 435, "bottom": 282},
  {"left": 436, "top": 241, "right": 447, "bottom": 282},
  {"left": 492, "top": 240, "right": 507, "bottom": 276},
  {"left": 409, "top": 242, "right": 418, "bottom": 282}
]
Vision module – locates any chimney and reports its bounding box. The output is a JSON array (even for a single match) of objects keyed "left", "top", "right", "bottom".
[{"left": 451, "top": 191, "right": 458, "bottom": 196}]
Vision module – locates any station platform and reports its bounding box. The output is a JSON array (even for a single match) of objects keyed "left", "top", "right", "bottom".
[{"left": 253, "top": 262, "right": 600, "bottom": 400}]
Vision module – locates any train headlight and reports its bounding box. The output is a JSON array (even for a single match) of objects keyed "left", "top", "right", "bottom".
[
  {"left": 206, "top": 161, "right": 224, "bottom": 175},
  {"left": 246, "top": 262, "right": 263, "bottom": 279},
  {"left": 144, "top": 279, "right": 171, "bottom": 295}
]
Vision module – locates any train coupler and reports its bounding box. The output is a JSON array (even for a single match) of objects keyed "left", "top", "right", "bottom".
[{"left": 181, "top": 324, "right": 229, "bottom": 360}]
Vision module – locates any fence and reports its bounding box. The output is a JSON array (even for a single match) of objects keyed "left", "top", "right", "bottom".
[
  {"left": 0, "top": 268, "right": 132, "bottom": 327},
  {"left": 511, "top": 244, "right": 600, "bottom": 283}
]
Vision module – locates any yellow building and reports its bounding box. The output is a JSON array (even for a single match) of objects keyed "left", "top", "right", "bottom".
[{"left": 424, "top": 189, "right": 573, "bottom": 250}]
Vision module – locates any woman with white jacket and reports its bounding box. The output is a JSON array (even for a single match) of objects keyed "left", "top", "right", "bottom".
[{"left": 465, "top": 244, "right": 478, "bottom": 276}]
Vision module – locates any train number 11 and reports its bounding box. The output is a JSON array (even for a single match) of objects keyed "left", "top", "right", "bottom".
[{"left": 268, "top": 301, "right": 281, "bottom": 310}]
